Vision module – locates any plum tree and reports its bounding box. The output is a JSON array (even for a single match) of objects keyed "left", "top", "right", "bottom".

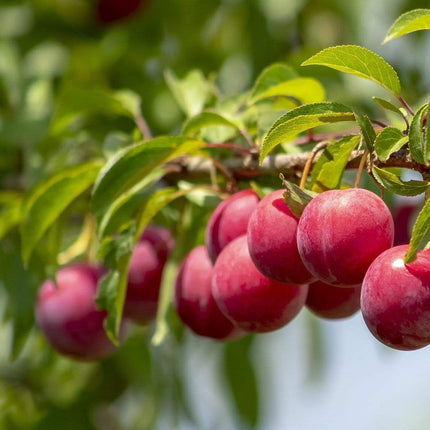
[
  {"left": 297, "top": 188, "right": 394, "bottom": 287},
  {"left": 361, "top": 245, "right": 430, "bottom": 351},
  {"left": 205, "top": 189, "right": 260, "bottom": 263},
  {"left": 123, "top": 225, "right": 173, "bottom": 324},
  {"left": 306, "top": 281, "right": 361, "bottom": 320},
  {"left": 247, "top": 189, "right": 315, "bottom": 285},
  {"left": 212, "top": 235, "right": 309, "bottom": 333},
  {"left": 174, "top": 245, "right": 244, "bottom": 340},
  {"left": 36, "top": 263, "right": 120, "bottom": 361}
]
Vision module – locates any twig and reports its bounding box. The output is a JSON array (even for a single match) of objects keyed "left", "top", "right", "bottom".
[{"left": 135, "top": 108, "right": 152, "bottom": 140}]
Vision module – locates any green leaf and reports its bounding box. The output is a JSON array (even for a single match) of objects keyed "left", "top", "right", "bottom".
[
  {"left": 50, "top": 86, "right": 135, "bottom": 135},
  {"left": 280, "top": 174, "right": 317, "bottom": 217},
  {"left": 374, "top": 127, "right": 408, "bottom": 162},
  {"left": 20, "top": 162, "right": 102, "bottom": 265},
  {"left": 384, "top": 9, "right": 430, "bottom": 44},
  {"left": 408, "top": 103, "right": 428, "bottom": 165},
  {"left": 0, "top": 192, "right": 22, "bottom": 241},
  {"left": 181, "top": 112, "right": 240, "bottom": 136},
  {"left": 372, "top": 166, "right": 429, "bottom": 196},
  {"left": 249, "top": 63, "right": 297, "bottom": 103},
  {"left": 372, "top": 97, "right": 404, "bottom": 117},
  {"left": 426, "top": 102, "right": 430, "bottom": 162},
  {"left": 301, "top": 45, "right": 401, "bottom": 95},
  {"left": 91, "top": 136, "right": 204, "bottom": 219},
  {"left": 0, "top": 244, "right": 39, "bottom": 360},
  {"left": 100, "top": 187, "right": 186, "bottom": 342},
  {"left": 250, "top": 77, "right": 325, "bottom": 105},
  {"left": 165, "top": 69, "right": 212, "bottom": 117},
  {"left": 97, "top": 167, "right": 166, "bottom": 239},
  {"left": 311, "top": 135, "right": 360, "bottom": 192},
  {"left": 224, "top": 336, "right": 259, "bottom": 427},
  {"left": 355, "top": 113, "right": 376, "bottom": 152},
  {"left": 260, "top": 102, "right": 355, "bottom": 163},
  {"left": 405, "top": 197, "right": 430, "bottom": 263}
]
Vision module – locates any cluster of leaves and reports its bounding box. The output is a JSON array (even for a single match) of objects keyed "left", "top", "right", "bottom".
[{"left": 1, "top": 5, "right": 430, "bottom": 429}]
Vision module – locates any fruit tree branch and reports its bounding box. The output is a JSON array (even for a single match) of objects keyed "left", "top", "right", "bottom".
[{"left": 166, "top": 147, "right": 426, "bottom": 182}]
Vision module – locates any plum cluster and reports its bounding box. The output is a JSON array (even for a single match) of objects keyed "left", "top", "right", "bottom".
[
  {"left": 176, "top": 187, "right": 430, "bottom": 352},
  {"left": 35, "top": 186, "right": 430, "bottom": 361}
]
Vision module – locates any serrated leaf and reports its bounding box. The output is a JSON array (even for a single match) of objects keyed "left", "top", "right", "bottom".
[
  {"left": 21, "top": 162, "right": 102, "bottom": 265},
  {"left": 301, "top": 45, "right": 401, "bottom": 95},
  {"left": 372, "top": 97, "right": 403, "bottom": 117},
  {"left": 280, "top": 175, "right": 317, "bottom": 217},
  {"left": 374, "top": 127, "right": 407, "bottom": 162},
  {"left": 408, "top": 103, "right": 428, "bottom": 165},
  {"left": 372, "top": 166, "right": 429, "bottom": 196},
  {"left": 250, "top": 77, "right": 325, "bottom": 105},
  {"left": 165, "top": 69, "right": 212, "bottom": 117},
  {"left": 91, "top": 136, "right": 204, "bottom": 218},
  {"left": 405, "top": 197, "right": 430, "bottom": 263},
  {"left": 181, "top": 112, "right": 240, "bottom": 136},
  {"left": 249, "top": 63, "right": 297, "bottom": 102},
  {"left": 311, "top": 135, "right": 360, "bottom": 192},
  {"left": 224, "top": 336, "right": 259, "bottom": 427},
  {"left": 0, "top": 192, "right": 23, "bottom": 240},
  {"left": 384, "top": 9, "right": 430, "bottom": 44},
  {"left": 260, "top": 102, "right": 355, "bottom": 163},
  {"left": 355, "top": 113, "right": 376, "bottom": 152}
]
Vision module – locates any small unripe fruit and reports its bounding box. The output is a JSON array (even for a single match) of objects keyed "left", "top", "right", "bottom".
[
  {"left": 247, "top": 189, "right": 315, "bottom": 284},
  {"left": 306, "top": 281, "right": 361, "bottom": 319},
  {"left": 36, "top": 264, "right": 119, "bottom": 361},
  {"left": 124, "top": 225, "right": 173, "bottom": 324},
  {"left": 205, "top": 189, "right": 260, "bottom": 263},
  {"left": 212, "top": 236, "right": 308, "bottom": 333},
  {"left": 297, "top": 188, "right": 394, "bottom": 287},
  {"left": 361, "top": 245, "right": 430, "bottom": 351},
  {"left": 175, "top": 246, "right": 243, "bottom": 340}
]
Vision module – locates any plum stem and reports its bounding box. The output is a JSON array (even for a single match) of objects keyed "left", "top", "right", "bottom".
[
  {"left": 299, "top": 141, "right": 330, "bottom": 189},
  {"left": 354, "top": 149, "right": 369, "bottom": 188}
]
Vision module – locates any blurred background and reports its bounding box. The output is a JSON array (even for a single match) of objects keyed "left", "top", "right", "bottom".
[{"left": 1, "top": 0, "right": 430, "bottom": 429}]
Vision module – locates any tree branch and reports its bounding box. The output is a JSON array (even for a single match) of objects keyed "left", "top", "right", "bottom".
[{"left": 166, "top": 147, "right": 426, "bottom": 182}]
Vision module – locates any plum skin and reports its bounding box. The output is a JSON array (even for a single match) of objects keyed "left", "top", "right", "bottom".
[
  {"left": 36, "top": 263, "right": 119, "bottom": 361},
  {"left": 205, "top": 189, "right": 260, "bottom": 263},
  {"left": 212, "top": 235, "right": 309, "bottom": 333},
  {"left": 174, "top": 246, "right": 244, "bottom": 340},
  {"left": 306, "top": 280, "right": 361, "bottom": 320},
  {"left": 247, "top": 189, "right": 315, "bottom": 285},
  {"left": 124, "top": 225, "right": 174, "bottom": 324},
  {"left": 297, "top": 188, "right": 394, "bottom": 287},
  {"left": 361, "top": 245, "right": 430, "bottom": 351}
]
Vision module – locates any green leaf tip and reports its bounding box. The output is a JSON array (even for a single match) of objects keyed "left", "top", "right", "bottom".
[
  {"left": 384, "top": 9, "right": 430, "bottom": 44},
  {"left": 301, "top": 45, "right": 401, "bottom": 96}
]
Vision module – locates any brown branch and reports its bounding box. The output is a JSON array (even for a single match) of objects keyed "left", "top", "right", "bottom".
[{"left": 166, "top": 147, "right": 427, "bottom": 182}]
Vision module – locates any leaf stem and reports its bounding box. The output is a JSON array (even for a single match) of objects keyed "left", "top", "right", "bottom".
[
  {"left": 354, "top": 149, "right": 369, "bottom": 188},
  {"left": 135, "top": 108, "right": 152, "bottom": 140},
  {"left": 299, "top": 141, "right": 330, "bottom": 189},
  {"left": 240, "top": 128, "right": 256, "bottom": 148},
  {"left": 397, "top": 96, "right": 415, "bottom": 116}
]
